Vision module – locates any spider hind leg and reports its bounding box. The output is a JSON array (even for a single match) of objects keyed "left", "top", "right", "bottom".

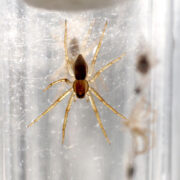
[
  {"left": 64, "top": 20, "right": 74, "bottom": 77},
  {"left": 88, "top": 92, "right": 110, "bottom": 144},
  {"left": 62, "top": 93, "right": 75, "bottom": 144},
  {"left": 90, "top": 21, "right": 108, "bottom": 76},
  {"left": 89, "top": 87, "right": 128, "bottom": 122}
]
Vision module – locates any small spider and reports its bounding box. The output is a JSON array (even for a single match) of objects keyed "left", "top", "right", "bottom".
[
  {"left": 124, "top": 98, "right": 156, "bottom": 180},
  {"left": 28, "top": 20, "right": 128, "bottom": 144},
  {"left": 124, "top": 97, "right": 155, "bottom": 155}
]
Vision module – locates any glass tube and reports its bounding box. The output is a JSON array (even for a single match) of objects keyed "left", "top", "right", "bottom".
[{"left": 0, "top": 0, "right": 174, "bottom": 179}]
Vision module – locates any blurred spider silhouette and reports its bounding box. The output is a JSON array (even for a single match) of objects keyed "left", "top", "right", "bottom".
[
  {"left": 124, "top": 97, "right": 155, "bottom": 155},
  {"left": 125, "top": 97, "right": 156, "bottom": 180},
  {"left": 28, "top": 20, "right": 127, "bottom": 144}
]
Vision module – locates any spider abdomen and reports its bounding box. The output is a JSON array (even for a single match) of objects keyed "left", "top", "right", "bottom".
[
  {"left": 73, "top": 80, "right": 89, "bottom": 98},
  {"left": 74, "top": 54, "right": 88, "bottom": 80}
]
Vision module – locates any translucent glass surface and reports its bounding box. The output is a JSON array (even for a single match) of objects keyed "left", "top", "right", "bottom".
[{"left": 0, "top": 0, "right": 175, "bottom": 180}]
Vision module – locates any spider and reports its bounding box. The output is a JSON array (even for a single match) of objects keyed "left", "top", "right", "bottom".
[
  {"left": 28, "top": 20, "right": 128, "bottom": 144},
  {"left": 124, "top": 98, "right": 156, "bottom": 180},
  {"left": 124, "top": 97, "right": 155, "bottom": 155}
]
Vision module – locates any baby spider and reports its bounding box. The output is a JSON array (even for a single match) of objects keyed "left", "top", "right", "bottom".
[{"left": 28, "top": 20, "right": 128, "bottom": 144}]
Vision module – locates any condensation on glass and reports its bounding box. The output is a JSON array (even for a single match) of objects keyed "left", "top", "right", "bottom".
[{"left": 0, "top": 0, "right": 174, "bottom": 180}]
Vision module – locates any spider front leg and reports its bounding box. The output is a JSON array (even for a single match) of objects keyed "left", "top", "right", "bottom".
[
  {"left": 81, "top": 21, "right": 100, "bottom": 58},
  {"left": 89, "top": 21, "right": 108, "bottom": 76},
  {"left": 87, "top": 92, "right": 110, "bottom": 144},
  {"left": 64, "top": 20, "right": 74, "bottom": 77},
  {"left": 43, "top": 78, "right": 72, "bottom": 91},
  {"left": 81, "top": 20, "right": 95, "bottom": 51},
  {"left": 27, "top": 88, "right": 73, "bottom": 128},
  {"left": 132, "top": 128, "right": 149, "bottom": 155},
  {"left": 62, "top": 92, "right": 75, "bottom": 144}
]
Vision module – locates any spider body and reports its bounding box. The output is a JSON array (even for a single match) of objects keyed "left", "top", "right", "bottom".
[
  {"left": 73, "top": 80, "right": 89, "bottom": 98},
  {"left": 28, "top": 20, "right": 128, "bottom": 144},
  {"left": 73, "top": 54, "right": 89, "bottom": 98},
  {"left": 74, "top": 54, "right": 88, "bottom": 80}
]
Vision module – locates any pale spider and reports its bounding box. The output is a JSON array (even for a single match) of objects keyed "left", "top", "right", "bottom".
[
  {"left": 125, "top": 97, "right": 156, "bottom": 180},
  {"left": 124, "top": 97, "right": 155, "bottom": 155},
  {"left": 28, "top": 20, "right": 128, "bottom": 144}
]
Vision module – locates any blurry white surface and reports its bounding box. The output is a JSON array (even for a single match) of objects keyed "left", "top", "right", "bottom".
[
  {"left": 172, "top": 0, "right": 180, "bottom": 179},
  {"left": 150, "top": 0, "right": 173, "bottom": 179}
]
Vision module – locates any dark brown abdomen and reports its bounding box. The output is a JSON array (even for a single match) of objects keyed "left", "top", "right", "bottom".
[{"left": 74, "top": 54, "right": 88, "bottom": 80}]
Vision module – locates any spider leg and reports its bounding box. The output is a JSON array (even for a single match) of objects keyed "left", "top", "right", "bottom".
[
  {"left": 43, "top": 78, "right": 72, "bottom": 92},
  {"left": 133, "top": 128, "right": 149, "bottom": 155},
  {"left": 64, "top": 20, "right": 74, "bottom": 77},
  {"left": 90, "top": 21, "right": 108, "bottom": 75},
  {"left": 87, "top": 92, "right": 110, "bottom": 144},
  {"left": 62, "top": 92, "right": 75, "bottom": 144},
  {"left": 81, "top": 20, "right": 95, "bottom": 51},
  {"left": 129, "top": 98, "right": 145, "bottom": 122},
  {"left": 89, "top": 87, "right": 128, "bottom": 122},
  {"left": 142, "top": 101, "right": 157, "bottom": 123},
  {"left": 64, "top": 20, "right": 69, "bottom": 65},
  {"left": 27, "top": 88, "right": 73, "bottom": 128},
  {"left": 84, "top": 41, "right": 99, "bottom": 61},
  {"left": 90, "top": 53, "right": 126, "bottom": 82}
]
